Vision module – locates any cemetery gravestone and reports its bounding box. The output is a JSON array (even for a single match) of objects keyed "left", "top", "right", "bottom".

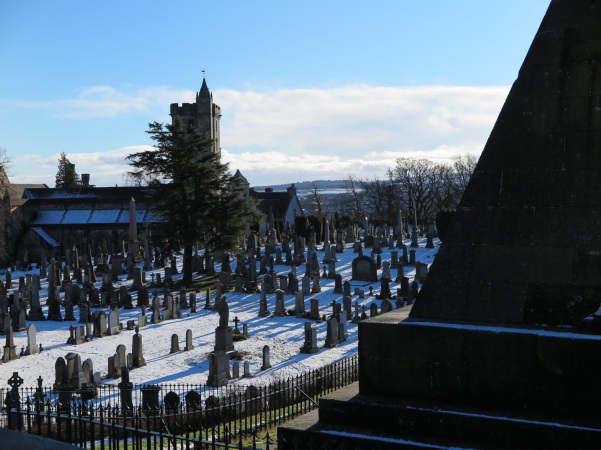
[{"left": 261, "top": 345, "right": 272, "bottom": 370}]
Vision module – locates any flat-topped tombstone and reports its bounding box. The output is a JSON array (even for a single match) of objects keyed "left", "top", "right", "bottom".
[
  {"left": 25, "top": 324, "right": 39, "bottom": 355},
  {"left": 3, "top": 324, "right": 18, "bottom": 362},
  {"left": 274, "top": 289, "right": 286, "bottom": 317},
  {"left": 206, "top": 350, "right": 229, "bottom": 386},
  {"left": 324, "top": 317, "right": 339, "bottom": 348},
  {"left": 107, "top": 308, "right": 120, "bottom": 335},
  {"left": 78, "top": 303, "right": 89, "bottom": 324},
  {"left": 300, "top": 322, "right": 319, "bottom": 354},
  {"left": 414, "top": 262, "right": 428, "bottom": 283},
  {"left": 138, "top": 286, "right": 149, "bottom": 307},
  {"left": 93, "top": 311, "right": 107, "bottom": 337},
  {"left": 302, "top": 276, "right": 310, "bottom": 295},
  {"left": 106, "top": 357, "right": 119, "bottom": 380},
  {"left": 295, "top": 291, "right": 306, "bottom": 318},
  {"left": 338, "top": 311, "right": 348, "bottom": 341}
]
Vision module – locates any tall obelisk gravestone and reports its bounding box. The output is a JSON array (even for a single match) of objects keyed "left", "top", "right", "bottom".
[{"left": 280, "top": 1, "right": 601, "bottom": 448}]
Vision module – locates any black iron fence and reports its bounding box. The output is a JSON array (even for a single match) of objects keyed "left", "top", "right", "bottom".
[{"left": 1, "top": 354, "right": 358, "bottom": 449}]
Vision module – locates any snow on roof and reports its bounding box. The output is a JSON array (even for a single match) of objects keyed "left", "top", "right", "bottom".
[
  {"left": 31, "top": 227, "right": 60, "bottom": 248},
  {"left": 30, "top": 210, "right": 66, "bottom": 225},
  {"left": 62, "top": 209, "right": 93, "bottom": 224},
  {"left": 30, "top": 208, "right": 163, "bottom": 225},
  {"left": 117, "top": 209, "right": 149, "bottom": 224},
  {"left": 89, "top": 209, "right": 122, "bottom": 224}
]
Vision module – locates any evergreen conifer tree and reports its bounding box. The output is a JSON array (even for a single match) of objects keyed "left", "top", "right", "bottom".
[
  {"left": 55, "top": 153, "right": 80, "bottom": 188},
  {"left": 127, "top": 120, "right": 259, "bottom": 285}
]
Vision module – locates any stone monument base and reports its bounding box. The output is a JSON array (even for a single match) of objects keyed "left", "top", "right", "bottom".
[
  {"left": 278, "top": 381, "right": 601, "bottom": 449},
  {"left": 206, "top": 350, "right": 235, "bottom": 387},
  {"left": 358, "top": 311, "right": 601, "bottom": 421},
  {"left": 279, "top": 309, "right": 601, "bottom": 448},
  {"left": 214, "top": 327, "right": 234, "bottom": 353},
  {"left": 28, "top": 308, "right": 45, "bottom": 321}
]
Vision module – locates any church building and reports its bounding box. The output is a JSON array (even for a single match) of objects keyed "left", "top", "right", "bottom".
[{"left": 3, "top": 77, "right": 302, "bottom": 267}]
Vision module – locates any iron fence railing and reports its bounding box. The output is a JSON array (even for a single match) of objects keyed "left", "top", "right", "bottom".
[{"left": 1, "top": 353, "right": 358, "bottom": 449}]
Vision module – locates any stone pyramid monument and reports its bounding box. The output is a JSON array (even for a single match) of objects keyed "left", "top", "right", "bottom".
[{"left": 280, "top": 0, "right": 601, "bottom": 447}]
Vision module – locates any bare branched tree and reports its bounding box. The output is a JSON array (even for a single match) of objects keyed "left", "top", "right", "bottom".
[
  {"left": 391, "top": 158, "right": 436, "bottom": 225},
  {"left": 359, "top": 176, "right": 398, "bottom": 224},
  {"left": 309, "top": 181, "right": 325, "bottom": 216},
  {"left": 344, "top": 174, "right": 364, "bottom": 223},
  {"left": 452, "top": 153, "right": 478, "bottom": 194}
]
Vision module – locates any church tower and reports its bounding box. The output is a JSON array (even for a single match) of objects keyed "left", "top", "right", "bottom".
[{"left": 169, "top": 78, "right": 222, "bottom": 158}]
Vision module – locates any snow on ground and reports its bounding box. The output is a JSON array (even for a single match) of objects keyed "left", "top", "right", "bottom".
[{"left": 0, "top": 237, "right": 439, "bottom": 390}]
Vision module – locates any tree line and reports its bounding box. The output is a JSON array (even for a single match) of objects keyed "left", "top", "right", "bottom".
[{"left": 303, "top": 154, "right": 478, "bottom": 227}]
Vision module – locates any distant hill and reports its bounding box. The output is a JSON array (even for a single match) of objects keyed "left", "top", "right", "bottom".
[{"left": 252, "top": 180, "right": 346, "bottom": 191}]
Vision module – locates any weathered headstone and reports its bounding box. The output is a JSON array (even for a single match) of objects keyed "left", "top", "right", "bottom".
[
  {"left": 206, "top": 350, "right": 229, "bottom": 386},
  {"left": 301, "top": 276, "right": 310, "bottom": 295},
  {"left": 309, "top": 298, "right": 320, "bottom": 320},
  {"left": 324, "top": 317, "right": 339, "bottom": 348},
  {"left": 25, "top": 324, "right": 39, "bottom": 355},
  {"left": 2, "top": 325, "right": 18, "bottom": 362},
  {"left": 300, "top": 322, "right": 319, "bottom": 354},
  {"left": 351, "top": 256, "right": 378, "bottom": 282},
  {"left": 93, "top": 311, "right": 107, "bottom": 337},
  {"left": 107, "top": 308, "right": 120, "bottom": 335},
  {"left": 274, "top": 289, "right": 286, "bottom": 317},
  {"left": 338, "top": 311, "right": 348, "bottom": 341},
  {"left": 295, "top": 291, "right": 306, "bottom": 318},
  {"left": 260, "top": 345, "right": 272, "bottom": 370},
  {"left": 170, "top": 333, "right": 180, "bottom": 353},
  {"left": 184, "top": 329, "right": 194, "bottom": 351},
  {"left": 137, "top": 285, "right": 149, "bottom": 307}
]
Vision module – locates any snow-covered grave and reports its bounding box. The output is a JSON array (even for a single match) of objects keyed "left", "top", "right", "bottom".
[{"left": 0, "top": 237, "right": 439, "bottom": 391}]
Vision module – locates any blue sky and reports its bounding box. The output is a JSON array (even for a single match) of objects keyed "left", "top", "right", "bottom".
[{"left": 0, "top": 1, "right": 550, "bottom": 187}]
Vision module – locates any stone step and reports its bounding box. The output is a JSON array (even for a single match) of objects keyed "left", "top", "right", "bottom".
[
  {"left": 279, "top": 405, "right": 489, "bottom": 449},
  {"left": 279, "top": 382, "right": 601, "bottom": 449}
]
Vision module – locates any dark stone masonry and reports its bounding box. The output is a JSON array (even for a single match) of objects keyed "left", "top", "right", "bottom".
[{"left": 279, "top": 1, "right": 601, "bottom": 448}]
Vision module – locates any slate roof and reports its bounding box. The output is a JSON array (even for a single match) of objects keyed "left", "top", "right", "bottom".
[
  {"left": 4, "top": 183, "right": 49, "bottom": 209},
  {"left": 23, "top": 186, "right": 160, "bottom": 226},
  {"left": 23, "top": 187, "right": 149, "bottom": 202},
  {"left": 199, "top": 78, "right": 210, "bottom": 97},
  {"left": 250, "top": 189, "right": 294, "bottom": 218},
  {"left": 30, "top": 209, "right": 159, "bottom": 226}
]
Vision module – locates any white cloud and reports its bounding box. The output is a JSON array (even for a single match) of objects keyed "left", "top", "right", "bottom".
[
  {"left": 8, "top": 84, "right": 509, "bottom": 186},
  {"left": 11, "top": 146, "right": 151, "bottom": 187},
  {"left": 10, "top": 86, "right": 196, "bottom": 119},
  {"left": 217, "top": 85, "right": 507, "bottom": 185}
]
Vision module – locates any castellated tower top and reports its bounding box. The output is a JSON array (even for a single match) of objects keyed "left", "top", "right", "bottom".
[{"left": 169, "top": 77, "right": 221, "bottom": 158}]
